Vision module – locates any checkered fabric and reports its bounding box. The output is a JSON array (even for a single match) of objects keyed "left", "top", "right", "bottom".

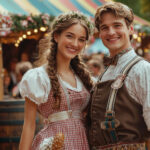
[{"left": 31, "top": 86, "right": 90, "bottom": 150}]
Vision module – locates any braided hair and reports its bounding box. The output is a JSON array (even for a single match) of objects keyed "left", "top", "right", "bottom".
[{"left": 37, "top": 11, "right": 94, "bottom": 109}]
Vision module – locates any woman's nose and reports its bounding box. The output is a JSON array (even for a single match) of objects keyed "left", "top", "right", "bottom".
[{"left": 72, "top": 39, "right": 78, "bottom": 47}]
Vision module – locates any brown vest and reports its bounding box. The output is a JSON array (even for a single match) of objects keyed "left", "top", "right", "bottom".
[{"left": 89, "top": 61, "right": 150, "bottom": 147}]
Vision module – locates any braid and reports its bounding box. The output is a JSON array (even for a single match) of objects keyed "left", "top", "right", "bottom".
[
  {"left": 47, "top": 34, "right": 61, "bottom": 109},
  {"left": 38, "top": 11, "right": 94, "bottom": 109},
  {"left": 71, "top": 55, "right": 93, "bottom": 92}
]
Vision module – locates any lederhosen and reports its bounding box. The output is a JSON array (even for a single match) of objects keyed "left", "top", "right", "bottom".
[{"left": 89, "top": 56, "right": 150, "bottom": 150}]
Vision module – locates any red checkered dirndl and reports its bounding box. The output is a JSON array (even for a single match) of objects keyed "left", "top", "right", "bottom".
[{"left": 31, "top": 85, "right": 90, "bottom": 150}]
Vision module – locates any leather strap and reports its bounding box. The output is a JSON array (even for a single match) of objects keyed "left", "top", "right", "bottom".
[{"left": 100, "top": 56, "right": 143, "bottom": 143}]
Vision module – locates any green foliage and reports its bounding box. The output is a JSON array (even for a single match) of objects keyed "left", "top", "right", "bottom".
[
  {"left": 114, "top": 0, "right": 150, "bottom": 21},
  {"left": 140, "top": 0, "right": 150, "bottom": 20},
  {"left": 8, "top": 14, "right": 54, "bottom": 32},
  {"left": 140, "top": 0, "right": 150, "bottom": 13}
]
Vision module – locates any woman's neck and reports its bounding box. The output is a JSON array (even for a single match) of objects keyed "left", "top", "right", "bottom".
[{"left": 56, "top": 55, "right": 71, "bottom": 74}]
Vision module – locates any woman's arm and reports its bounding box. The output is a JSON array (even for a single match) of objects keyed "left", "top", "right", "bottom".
[{"left": 19, "top": 97, "right": 37, "bottom": 150}]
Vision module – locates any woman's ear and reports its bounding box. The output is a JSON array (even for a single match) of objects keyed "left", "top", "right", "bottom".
[{"left": 54, "top": 33, "right": 59, "bottom": 43}]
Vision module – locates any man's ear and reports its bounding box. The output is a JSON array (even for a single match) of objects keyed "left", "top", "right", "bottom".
[{"left": 129, "top": 24, "right": 134, "bottom": 35}]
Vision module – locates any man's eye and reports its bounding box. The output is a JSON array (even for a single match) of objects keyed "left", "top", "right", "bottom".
[
  {"left": 114, "top": 24, "right": 121, "bottom": 28},
  {"left": 79, "top": 39, "right": 86, "bottom": 42}
]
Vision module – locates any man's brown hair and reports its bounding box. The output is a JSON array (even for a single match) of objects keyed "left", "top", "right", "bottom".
[{"left": 95, "top": 2, "right": 134, "bottom": 31}]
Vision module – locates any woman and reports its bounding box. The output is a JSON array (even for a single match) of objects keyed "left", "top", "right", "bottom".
[{"left": 19, "top": 11, "right": 94, "bottom": 150}]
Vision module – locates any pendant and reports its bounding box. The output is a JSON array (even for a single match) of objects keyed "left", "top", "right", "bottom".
[{"left": 111, "top": 74, "right": 126, "bottom": 89}]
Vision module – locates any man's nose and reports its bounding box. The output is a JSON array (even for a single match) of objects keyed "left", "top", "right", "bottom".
[{"left": 108, "top": 27, "right": 115, "bottom": 35}]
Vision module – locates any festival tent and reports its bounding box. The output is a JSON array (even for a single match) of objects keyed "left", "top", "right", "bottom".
[
  {"left": 1, "top": 0, "right": 150, "bottom": 54},
  {"left": 1, "top": 0, "right": 150, "bottom": 26},
  {"left": 0, "top": 0, "right": 150, "bottom": 100}
]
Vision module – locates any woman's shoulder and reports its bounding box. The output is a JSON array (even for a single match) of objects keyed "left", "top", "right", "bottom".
[
  {"left": 24, "top": 64, "right": 48, "bottom": 78},
  {"left": 19, "top": 64, "right": 51, "bottom": 105}
]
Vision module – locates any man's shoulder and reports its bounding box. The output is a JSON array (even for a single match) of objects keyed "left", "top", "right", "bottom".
[{"left": 129, "top": 59, "right": 150, "bottom": 76}]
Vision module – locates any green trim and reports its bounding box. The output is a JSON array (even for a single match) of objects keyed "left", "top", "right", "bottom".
[
  {"left": 0, "top": 119, "right": 39, "bottom": 125},
  {"left": 0, "top": 100, "right": 25, "bottom": 105},
  {"left": 0, "top": 137, "right": 20, "bottom": 143},
  {"left": 0, "top": 107, "right": 24, "bottom": 113}
]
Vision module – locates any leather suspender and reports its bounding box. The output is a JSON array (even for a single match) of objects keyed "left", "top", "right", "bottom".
[{"left": 100, "top": 56, "right": 143, "bottom": 143}]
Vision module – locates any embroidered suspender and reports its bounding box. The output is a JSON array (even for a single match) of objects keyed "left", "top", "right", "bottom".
[{"left": 100, "top": 56, "right": 142, "bottom": 143}]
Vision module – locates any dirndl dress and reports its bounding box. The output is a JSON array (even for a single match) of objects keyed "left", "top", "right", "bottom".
[{"left": 19, "top": 66, "right": 90, "bottom": 150}]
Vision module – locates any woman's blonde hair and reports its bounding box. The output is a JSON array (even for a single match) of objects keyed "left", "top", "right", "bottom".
[{"left": 35, "top": 11, "right": 94, "bottom": 109}]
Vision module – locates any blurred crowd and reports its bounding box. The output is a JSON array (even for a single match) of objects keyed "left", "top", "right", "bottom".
[
  {"left": 3, "top": 48, "right": 150, "bottom": 99},
  {"left": 3, "top": 52, "right": 32, "bottom": 98},
  {"left": 3, "top": 50, "right": 105, "bottom": 99}
]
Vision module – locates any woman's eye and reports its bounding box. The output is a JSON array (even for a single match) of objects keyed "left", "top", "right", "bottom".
[{"left": 66, "top": 34, "right": 72, "bottom": 38}]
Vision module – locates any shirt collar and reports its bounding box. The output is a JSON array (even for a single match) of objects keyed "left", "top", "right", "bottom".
[{"left": 117, "top": 49, "right": 137, "bottom": 66}]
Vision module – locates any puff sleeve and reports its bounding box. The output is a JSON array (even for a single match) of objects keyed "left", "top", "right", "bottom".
[{"left": 19, "top": 66, "right": 51, "bottom": 105}]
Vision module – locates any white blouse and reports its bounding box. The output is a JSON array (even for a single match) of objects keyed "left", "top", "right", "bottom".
[
  {"left": 101, "top": 49, "right": 150, "bottom": 130},
  {"left": 19, "top": 64, "right": 83, "bottom": 105}
]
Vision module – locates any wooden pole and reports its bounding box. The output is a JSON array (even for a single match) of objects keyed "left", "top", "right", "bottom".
[{"left": 0, "top": 43, "right": 4, "bottom": 100}]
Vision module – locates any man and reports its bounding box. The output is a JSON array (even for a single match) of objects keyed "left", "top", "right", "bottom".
[{"left": 89, "top": 2, "right": 150, "bottom": 150}]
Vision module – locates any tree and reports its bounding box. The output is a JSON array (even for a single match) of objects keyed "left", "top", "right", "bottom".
[
  {"left": 114, "top": 0, "right": 150, "bottom": 21},
  {"left": 140, "top": 0, "right": 150, "bottom": 20}
]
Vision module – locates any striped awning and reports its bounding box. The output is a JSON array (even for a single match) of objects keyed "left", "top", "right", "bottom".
[
  {"left": 0, "top": 0, "right": 104, "bottom": 16},
  {"left": 1, "top": 0, "right": 150, "bottom": 26}
]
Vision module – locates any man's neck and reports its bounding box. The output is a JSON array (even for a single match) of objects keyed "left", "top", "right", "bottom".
[{"left": 110, "top": 47, "right": 132, "bottom": 58}]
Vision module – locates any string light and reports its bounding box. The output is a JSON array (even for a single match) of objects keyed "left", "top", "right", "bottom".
[
  {"left": 138, "top": 32, "right": 142, "bottom": 36},
  {"left": 14, "top": 26, "right": 48, "bottom": 48},
  {"left": 133, "top": 34, "right": 138, "bottom": 39},
  {"left": 137, "top": 36, "right": 141, "bottom": 43},
  {"left": 34, "top": 29, "right": 38, "bottom": 33},
  {"left": 16, "top": 40, "right": 20, "bottom": 44},
  {"left": 15, "top": 43, "right": 19, "bottom": 47},
  {"left": 22, "top": 34, "right": 27, "bottom": 39},
  {"left": 40, "top": 27, "right": 46, "bottom": 32},
  {"left": 27, "top": 31, "right": 31, "bottom": 35},
  {"left": 19, "top": 37, "right": 23, "bottom": 41}
]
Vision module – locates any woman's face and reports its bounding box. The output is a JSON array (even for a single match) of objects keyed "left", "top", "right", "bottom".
[{"left": 55, "top": 23, "right": 87, "bottom": 60}]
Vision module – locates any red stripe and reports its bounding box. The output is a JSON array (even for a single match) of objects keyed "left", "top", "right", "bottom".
[
  {"left": 59, "top": 0, "right": 77, "bottom": 11},
  {"left": 134, "top": 15, "right": 150, "bottom": 26},
  {"left": 85, "top": 0, "right": 98, "bottom": 9}
]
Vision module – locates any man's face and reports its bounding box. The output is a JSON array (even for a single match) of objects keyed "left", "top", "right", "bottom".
[{"left": 99, "top": 13, "right": 133, "bottom": 57}]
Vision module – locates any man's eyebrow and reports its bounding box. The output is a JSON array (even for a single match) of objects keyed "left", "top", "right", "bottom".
[
  {"left": 100, "top": 21, "right": 122, "bottom": 27},
  {"left": 100, "top": 24, "right": 107, "bottom": 28},
  {"left": 113, "top": 21, "right": 122, "bottom": 24}
]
